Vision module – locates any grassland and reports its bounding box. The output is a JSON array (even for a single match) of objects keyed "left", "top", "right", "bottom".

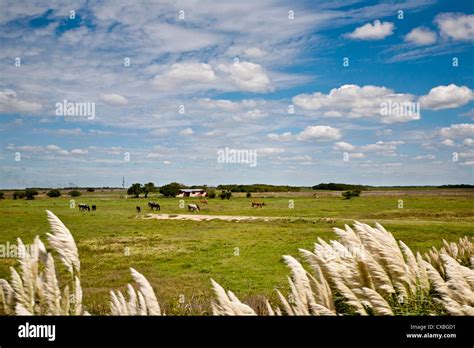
[{"left": 0, "top": 189, "right": 473, "bottom": 314}]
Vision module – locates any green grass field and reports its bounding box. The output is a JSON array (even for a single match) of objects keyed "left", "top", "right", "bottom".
[{"left": 0, "top": 189, "right": 473, "bottom": 314}]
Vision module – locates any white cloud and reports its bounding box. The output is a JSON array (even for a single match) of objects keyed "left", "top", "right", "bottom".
[
  {"left": 333, "top": 141, "right": 355, "bottom": 151},
  {"left": 267, "top": 132, "right": 292, "bottom": 141},
  {"left": 296, "top": 126, "right": 342, "bottom": 141},
  {"left": 0, "top": 89, "right": 42, "bottom": 113},
  {"left": 179, "top": 128, "right": 194, "bottom": 136},
  {"left": 243, "top": 47, "right": 266, "bottom": 58},
  {"left": 439, "top": 124, "right": 474, "bottom": 139},
  {"left": 413, "top": 154, "right": 436, "bottom": 160},
  {"left": 218, "top": 61, "right": 271, "bottom": 92},
  {"left": 441, "top": 139, "right": 455, "bottom": 147},
  {"left": 463, "top": 138, "right": 474, "bottom": 146},
  {"left": 163, "top": 160, "right": 172, "bottom": 165},
  {"left": 405, "top": 27, "right": 437, "bottom": 45},
  {"left": 70, "top": 149, "right": 88, "bottom": 155},
  {"left": 435, "top": 13, "right": 474, "bottom": 41},
  {"left": 100, "top": 93, "right": 128, "bottom": 106},
  {"left": 258, "top": 147, "right": 285, "bottom": 156},
  {"left": 345, "top": 20, "right": 394, "bottom": 40},
  {"left": 293, "top": 84, "right": 418, "bottom": 123},
  {"left": 52, "top": 128, "right": 83, "bottom": 136},
  {"left": 419, "top": 84, "right": 473, "bottom": 110},
  {"left": 169, "top": 62, "right": 216, "bottom": 82}
]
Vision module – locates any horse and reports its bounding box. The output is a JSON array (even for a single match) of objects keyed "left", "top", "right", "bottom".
[
  {"left": 188, "top": 203, "right": 200, "bottom": 212},
  {"left": 148, "top": 201, "right": 160, "bottom": 211},
  {"left": 199, "top": 199, "right": 208, "bottom": 205},
  {"left": 78, "top": 203, "right": 90, "bottom": 212},
  {"left": 252, "top": 202, "right": 265, "bottom": 208},
  {"left": 136, "top": 206, "right": 141, "bottom": 213},
  {"left": 91, "top": 205, "right": 96, "bottom": 211}
]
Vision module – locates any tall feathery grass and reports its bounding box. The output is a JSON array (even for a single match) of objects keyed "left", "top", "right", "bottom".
[{"left": 0, "top": 212, "right": 472, "bottom": 316}]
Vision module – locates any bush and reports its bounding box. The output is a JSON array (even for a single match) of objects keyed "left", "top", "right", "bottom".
[
  {"left": 342, "top": 190, "right": 361, "bottom": 199},
  {"left": 207, "top": 190, "right": 216, "bottom": 199},
  {"left": 87, "top": 188, "right": 95, "bottom": 192},
  {"left": 13, "top": 191, "right": 26, "bottom": 200},
  {"left": 0, "top": 192, "right": 4, "bottom": 199},
  {"left": 220, "top": 191, "right": 232, "bottom": 200},
  {"left": 47, "top": 189, "right": 61, "bottom": 198},
  {"left": 25, "top": 189, "right": 39, "bottom": 200},
  {"left": 68, "top": 190, "right": 81, "bottom": 197},
  {"left": 246, "top": 192, "right": 251, "bottom": 198}
]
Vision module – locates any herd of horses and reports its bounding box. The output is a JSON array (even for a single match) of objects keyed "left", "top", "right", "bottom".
[
  {"left": 78, "top": 200, "right": 266, "bottom": 214},
  {"left": 78, "top": 203, "right": 96, "bottom": 211}
]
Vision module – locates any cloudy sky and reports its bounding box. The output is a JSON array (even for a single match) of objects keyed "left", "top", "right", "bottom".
[{"left": 0, "top": 0, "right": 473, "bottom": 188}]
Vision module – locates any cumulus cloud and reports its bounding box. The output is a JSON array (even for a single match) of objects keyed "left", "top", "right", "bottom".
[
  {"left": 267, "top": 132, "right": 292, "bottom": 141},
  {"left": 293, "top": 84, "right": 418, "bottom": 123},
  {"left": 463, "top": 138, "right": 474, "bottom": 146},
  {"left": 296, "top": 126, "right": 341, "bottom": 141},
  {"left": 100, "top": 93, "right": 128, "bottom": 106},
  {"left": 441, "top": 139, "right": 455, "bottom": 147},
  {"left": 333, "top": 141, "right": 356, "bottom": 151},
  {"left": 345, "top": 20, "right": 394, "bottom": 40},
  {"left": 439, "top": 124, "right": 474, "bottom": 139},
  {"left": 218, "top": 61, "right": 272, "bottom": 92},
  {"left": 405, "top": 27, "right": 437, "bottom": 45},
  {"left": 435, "top": 13, "right": 474, "bottom": 41},
  {"left": 419, "top": 84, "right": 473, "bottom": 110},
  {"left": 0, "top": 89, "right": 42, "bottom": 113},
  {"left": 179, "top": 127, "right": 194, "bottom": 136}
]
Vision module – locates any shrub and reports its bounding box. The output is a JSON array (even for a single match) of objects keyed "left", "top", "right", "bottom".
[
  {"left": 87, "top": 188, "right": 95, "bottom": 192},
  {"left": 246, "top": 192, "right": 251, "bottom": 198},
  {"left": 13, "top": 191, "right": 26, "bottom": 200},
  {"left": 0, "top": 192, "right": 4, "bottom": 199},
  {"left": 219, "top": 191, "right": 232, "bottom": 200},
  {"left": 25, "top": 189, "right": 38, "bottom": 200},
  {"left": 207, "top": 190, "right": 216, "bottom": 199},
  {"left": 69, "top": 190, "right": 81, "bottom": 197},
  {"left": 342, "top": 189, "right": 361, "bottom": 199},
  {"left": 47, "top": 189, "right": 61, "bottom": 198}
]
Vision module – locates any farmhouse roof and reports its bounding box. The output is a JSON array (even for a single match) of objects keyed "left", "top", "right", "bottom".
[{"left": 179, "top": 189, "right": 205, "bottom": 192}]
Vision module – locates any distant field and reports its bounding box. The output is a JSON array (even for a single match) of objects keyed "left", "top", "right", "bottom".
[{"left": 0, "top": 189, "right": 473, "bottom": 314}]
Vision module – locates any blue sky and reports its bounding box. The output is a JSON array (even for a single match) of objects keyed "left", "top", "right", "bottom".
[{"left": 0, "top": 0, "right": 473, "bottom": 188}]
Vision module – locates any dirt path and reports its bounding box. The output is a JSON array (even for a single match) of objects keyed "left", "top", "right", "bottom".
[{"left": 143, "top": 213, "right": 279, "bottom": 222}]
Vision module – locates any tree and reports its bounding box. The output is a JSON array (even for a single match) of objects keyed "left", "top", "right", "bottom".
[
  {"left": 127, "top": 183, "right": 143, "bottom": 198},
  {"left": 87, "top": 188, "right": 95, "bottom": 192},
  {"left": 143, "top": 182, "right": 156, "bottom": 198},
  {"left": 159, "top": 182, "right": 183, "bottom": 197},
  {"left": 0, "top": 192, "right": 4, "bottom": 199},
  {"left": 69, "top": 190, "right": 81, "bottom": 197},
  {"left": 47, "top": 189, "right": 61, "bottom": 198},
  {"left": 25, "top": 189, "right": 38, "bottom": 200},
  {"left": 207, "top": 190, "right": 216, "bottom": 199},
  {"left": 246, "top": 192, "right": 251, "bottom": 198}
]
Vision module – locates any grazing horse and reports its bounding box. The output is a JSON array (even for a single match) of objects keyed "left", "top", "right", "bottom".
[
  {"left": 78, "top": 203, "right": 90, "bottom": 211},
  {"left": 188, "top": 203, "right": 200, "bottom": 212},
  {"left": 136, "top": 206, "right": 141, "bottom": 213},
  {"left": 148, "top": 201, "right": 160, "bottom": 211},
  {"left": 252, "top": 202, "right": 265, "bottom": 208},
  {"left": 91, "top": 205, "right": 96, "bottom": 211},
  {"left": 199, "top": 199, "right": 208, "bottom": 205}
]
